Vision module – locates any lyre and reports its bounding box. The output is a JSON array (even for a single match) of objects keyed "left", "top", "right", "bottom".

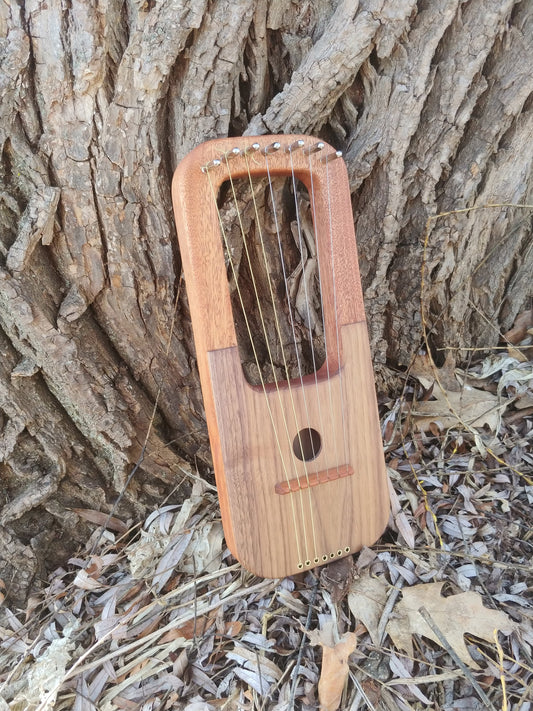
[{"left": 172, "top": 135, "right": 389, "bottom": 578}]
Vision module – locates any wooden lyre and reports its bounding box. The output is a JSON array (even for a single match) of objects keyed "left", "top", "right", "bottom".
[{"left": 172, "top": 135, "right": 389, "bottom": 578}]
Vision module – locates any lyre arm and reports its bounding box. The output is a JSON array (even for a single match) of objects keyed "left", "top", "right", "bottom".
[{"left": 172, "top": 135, "right": 365, "bottom": 370}]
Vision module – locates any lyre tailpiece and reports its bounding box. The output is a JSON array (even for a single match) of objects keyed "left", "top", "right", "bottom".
[{"left": 172, "top": 135, "right": 389, "bottom": 578}]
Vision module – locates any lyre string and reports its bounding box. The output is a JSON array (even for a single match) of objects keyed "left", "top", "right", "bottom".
[
  {"left": 205, "top": 165, "right": 304, "bottom": 566},
  {"left": 204, "top": 141, "right": 349, "bottom": 568},
  {"left": 244, "top": 152, "right": 319, "bottom": 564},
  {"left": 264, "top": 156, "right": 311, "bottom": 412},
  {"left": 287, "top": 148, "right": 328, "bottom": 466},
  {"left": 222, "top": 155, "right": 314, "bottom": 564}
]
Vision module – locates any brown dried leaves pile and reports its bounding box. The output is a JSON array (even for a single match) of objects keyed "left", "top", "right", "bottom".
[{"left": 0, "top": 348, "right": 532, "bottom": 710}]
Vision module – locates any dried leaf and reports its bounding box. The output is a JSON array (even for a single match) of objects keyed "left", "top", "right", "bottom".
[
  {"left": 126, "top": 492, "right": 219, "bottom": 586},
  {"left": 507, "top": 346, "right": 530, "bottom": 363},
  {"left": 160, "top": 613, "right": 215, "bottom": 643},
  {"left": 410, "top": 354, "right": 513, "bottom": 432},
  {"left": 73, "top": 508, "right": 128, "bottom": 534},
  {"left": 226, "top": 644, "right": 282, "bottom": 696},
  {"left": 410, "top": 353, "right": 457, "bottom": 391},
  {"left": 223, "top": 620, "right": 243, "bottom": 638},
  {"left": 319, "top": 555, "right": 354, "bottom": 603},
  {"left": 504, "top": 309, "right": 533, "bottom": 345},
  {"left": 126, "top": 530, "right": 165, "bottom": 579},
  {"left": 347, "top": 572, "right": 387, "bottom": 646},
  {"left": 11, "top": 623, "right": 79, "bottom": 710},
  {"left": 84, "top": 554, "right": 120, "bottom": 579},
  {"left": 413, "top": 385, "right": 509, "bottom": 432},
  {"left": 94, "top": 614, "right": 129, "bottom": 642},
  {"left": 180, "top": 520, "right": 224, "bottom": 575},
  {"left": 73, "top": 568, "right": 106, "bottom": 591},
  {"left": 387, "top": 474, "right": 415, "bottom": 548},
  {"left": 307, "top": 617, "right": 357, "bottom": 711},
  {"left": 497, "top": 362, "right": 533, "bottom": 399},
  {"left": 386, "top": 582, "right": 514, "bottom": 668},
  {"left": 152, "top": 530, "right": 194, "bottom": 592},
  {"left": 463, "top": 355, "right": 533, "bottom": 407}
]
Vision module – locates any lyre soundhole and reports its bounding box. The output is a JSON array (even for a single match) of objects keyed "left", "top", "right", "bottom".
[
  {"left": 292, "top": 427, "right": 321, "bottom": 461},
  {"left": 217, "top": 176, "right": 326, "bottom": 387}
]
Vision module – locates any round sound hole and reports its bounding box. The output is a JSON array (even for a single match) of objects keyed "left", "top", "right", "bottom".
[{"left": 292, "top": 428, "right": 321, "bottom": 461}]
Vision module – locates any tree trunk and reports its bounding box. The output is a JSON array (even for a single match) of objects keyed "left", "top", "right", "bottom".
[{"left": 1, "top": 0, "right": 531, "bottom": 604}]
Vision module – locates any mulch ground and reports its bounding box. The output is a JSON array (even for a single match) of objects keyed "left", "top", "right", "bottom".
[{"left": 1, "top": 343, "right": 532, "bottom": 711}]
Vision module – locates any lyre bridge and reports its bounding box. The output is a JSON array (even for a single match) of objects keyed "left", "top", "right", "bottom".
[{"left": 274, "top": 464, "right": 354, "bottom": 495}]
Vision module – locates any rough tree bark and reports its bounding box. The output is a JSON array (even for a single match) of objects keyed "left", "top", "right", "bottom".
[{"left": 1, "top": 0, "right": 531, "bottom": 604}]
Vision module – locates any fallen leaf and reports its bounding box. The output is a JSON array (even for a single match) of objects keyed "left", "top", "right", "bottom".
[
  {"left": 73, "top": 508, "right": 128, "bottom": 534},
  {"left": 319, "top": 555, "right": 354, "bottom": 603},
  {"left": 226, "top": 644, "right": 282, "bottom": 695},
  {"left": 180, "top": 519, "right": 224, "bottom": 575},
  {"left": 514, "top": 392, "right": 533, "bottom": 409},
  {"left": 85, "top": 554, "right": 120, "bottom": 577},
  {"left": 410, "top": 354, "right": 513, "bottom": 432},
  {"left": 386, "top": 582, "right": 515, "bottom": 669},
  {"left": 152, "top": 530, "right": 194, "bottom": 592},
  {"left": 360, "top": 679, "right": 381, "bottom": 707},
  {"left": 10, "top": 625, "right": 78, "bottom": 710},
  {"left": 412, "top": 385, "right": 509, "bottom": 433},
  {"left": 462, "top": 354, "right": 533, "bottom": 406},
  {"left": 347, "top": 572, "right": 387, "bottom": 646},
  {"left": 504, "top": 309, "right": 533, "bottom": 345},
  {"left": 73, "top": 568, "right": 106, "bottom": 591},
  {"left": 222, "top": 620, "right": 243, "bottom": 638},
  {"left": 159, "top": 613, "right": 215, "bottom": 643},
  {"left": 497, "top": 362, "right": 533, "bottom": 402},
  {"left": 307, "top": 617, "right": 357, "bottom": 711},
  {"left": 507, "top": 346, "right": 530, "bottom": 363},
  {"left": 387, "top": 474, "right": 415, "bottom": 548},
  {"left": 410, "top": 353, "right": 458, "bottom": 391}
]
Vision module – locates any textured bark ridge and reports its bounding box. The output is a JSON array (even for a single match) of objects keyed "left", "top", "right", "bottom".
[{"left": 1, "top": 0, "right": 531, "bottom": 603}]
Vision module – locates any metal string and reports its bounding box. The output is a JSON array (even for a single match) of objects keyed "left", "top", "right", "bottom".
[
  {"left": 204, "top": 166, "right": 304, "bottom": 566},
  {"left": 287, "top": 149, "right": 330, "bottom": 470},
  {"left": 263, "top": 157, "right": 310, "bottom": 419},
  {"left": 223, "top": 155, "right": 322, "bottom": 565},
  {"left": 223, "top": 156, "right": 316, "bottom": 564},
  {"left": 204, "top": 142, "right": 349, "bottom": 567},
  {"left": 243, "top": 152, "right": 319, "bottom": 563}
]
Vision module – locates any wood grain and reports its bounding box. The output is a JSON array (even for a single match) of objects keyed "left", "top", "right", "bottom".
[{"left": 172, "top": 135, "right": 389, "bottom": 577}]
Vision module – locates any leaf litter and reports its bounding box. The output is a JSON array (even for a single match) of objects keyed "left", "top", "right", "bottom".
[{"left": 0, "top": 342, "right": 532, "bottom": 710}]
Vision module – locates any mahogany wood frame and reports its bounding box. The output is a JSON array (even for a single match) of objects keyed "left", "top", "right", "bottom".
[{"left": 172, "top": 135, "right": 389, "bottom": 578}]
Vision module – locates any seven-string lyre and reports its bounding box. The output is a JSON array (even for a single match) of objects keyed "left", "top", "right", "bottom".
[{"left": 172, "top": 135, "right": 389, "bottom": 578}]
